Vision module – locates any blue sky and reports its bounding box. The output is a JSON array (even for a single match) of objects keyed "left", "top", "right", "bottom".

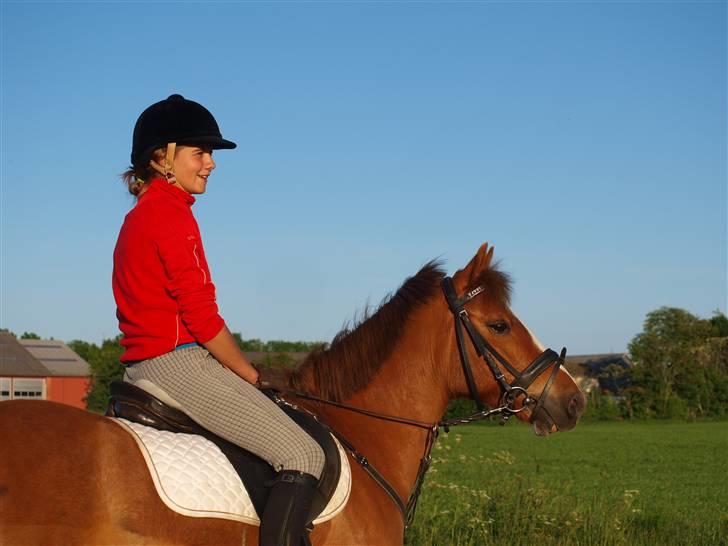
[{"left": 1, "top": 1, "right": 725, "bottom": 355}]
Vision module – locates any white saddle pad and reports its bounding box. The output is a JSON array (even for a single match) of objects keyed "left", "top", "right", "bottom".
[{"left": 111, "top": 418, "right": 352, "bottom": 525}]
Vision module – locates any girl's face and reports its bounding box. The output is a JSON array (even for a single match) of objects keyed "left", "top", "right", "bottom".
[{"left": 172, "top": 145, "right": 216, "bottom": 195}]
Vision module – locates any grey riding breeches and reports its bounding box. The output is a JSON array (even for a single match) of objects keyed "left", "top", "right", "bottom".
[{"left": 123, "top": 346, "right": 325, "bottom": 479}]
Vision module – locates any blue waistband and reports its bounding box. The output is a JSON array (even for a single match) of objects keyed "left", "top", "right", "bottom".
[{"left": 174, "top": 342, "right": 199, "bottom": 351}]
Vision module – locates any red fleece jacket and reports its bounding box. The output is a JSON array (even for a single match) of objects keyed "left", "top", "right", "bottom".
[{"left": 113, "top": 178, "right": 225, "bottom": 362}]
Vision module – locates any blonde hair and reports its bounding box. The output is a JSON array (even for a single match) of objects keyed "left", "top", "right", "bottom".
[{"left": 120, "top": 148, "right": 167, "bottom": 197}]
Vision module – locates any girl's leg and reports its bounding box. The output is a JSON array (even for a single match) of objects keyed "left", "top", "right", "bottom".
[{"left": 124, "top": 347, "right": 325, "bottom": 478}]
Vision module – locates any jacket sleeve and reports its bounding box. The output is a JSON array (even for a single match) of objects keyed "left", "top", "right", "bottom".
[{"left": 156, "top": 231, "right": 225, "bottom": 343}]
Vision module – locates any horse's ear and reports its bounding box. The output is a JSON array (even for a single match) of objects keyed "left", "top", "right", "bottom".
[{"left": 452, "top": 243, "right": 494, "bottom": 293}]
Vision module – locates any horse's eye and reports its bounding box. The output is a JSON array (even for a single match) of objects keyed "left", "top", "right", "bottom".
[{"left": 488, "top": 321, "right": 511, "bottom": 335}]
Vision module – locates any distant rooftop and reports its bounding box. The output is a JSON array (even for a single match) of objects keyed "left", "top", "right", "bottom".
[
  {"left": 19, "top": 338, "right": 91, "bottom": 377},
  {"left": 0, "top": 332, "right": 91, "bottom": 377},
  {"left": 564, "top": 353, "right": 633, "bottom": 376},
  {"left": 0, "top": 331, "right": 49, "bottom": 376},
  {"left": 564, "top": 353, "right": 634, "bottom": 393}
]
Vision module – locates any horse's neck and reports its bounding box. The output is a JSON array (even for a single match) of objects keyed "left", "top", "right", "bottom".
[
  {"left": 346, "top": 348, "right": 449, "bottom": 424},
  {"left": 321, "top": 306, "right": 452, "bottom": 502}
]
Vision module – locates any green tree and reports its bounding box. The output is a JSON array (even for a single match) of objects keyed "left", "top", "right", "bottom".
[
  {"left": 69, "top": 336, "right": 124, "bottom": 413},
  {"left": 20, "top": 332, "right": 41, "bottom": 339},
  {"left": 231, "top": 334, "right": 325, "bottom": 354},
  {"left": 265, "top": 340, "right": 326, "bottom": 353},
  {"left": 239, "top": 337, "right": 266, "bottom": 352},
  {"left": 250, "top": 352, "right": 296, "bottom": 369},
  {"left": 693, "top": 336, "right": 728, "bottom": 416},
  {"left": 628, "top": 307, "right": 707, "bottom": 416},
  {"left": 627, "top": 307, "right": 728, "bottom": 419},
  {"left": 710, "top": 311, "right": 728, "bottom": 337}
]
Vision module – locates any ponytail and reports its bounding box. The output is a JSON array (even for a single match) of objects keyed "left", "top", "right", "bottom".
[{"left": 120, "top": 148, "right": 167, "bottom": 197}]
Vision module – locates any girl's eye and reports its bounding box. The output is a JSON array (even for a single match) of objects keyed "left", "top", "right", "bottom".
[{"left": 488, "top": 321, "right": 510, "bottom": 335}]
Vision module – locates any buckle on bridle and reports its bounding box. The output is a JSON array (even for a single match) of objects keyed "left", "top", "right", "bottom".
[
  {"left": 497, "top": 386, "right": 534, "bottom": 424},
  {"left": 500, "top": 386, "right": 532, "bottom": 413}
]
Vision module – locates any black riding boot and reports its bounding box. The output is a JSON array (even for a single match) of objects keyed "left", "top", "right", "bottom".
[{"left": 259, "top": 470, "right": 319, "bottom": 546}]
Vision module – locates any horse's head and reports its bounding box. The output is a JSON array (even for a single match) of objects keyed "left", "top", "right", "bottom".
[{"left": 446, "top": 243, "right": 586, "bottom": 435}]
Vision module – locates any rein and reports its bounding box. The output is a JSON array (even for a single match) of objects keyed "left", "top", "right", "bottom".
[
  {"left": 273, "top": 388, "right": 512, "bottom": 529},
  {"left": 274, "top": 276, "right": 567, "bottom": 533}
]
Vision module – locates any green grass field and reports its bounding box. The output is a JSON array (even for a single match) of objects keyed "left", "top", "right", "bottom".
[{"left": 405, "top": 421, "right": 728, "bottom": 546}]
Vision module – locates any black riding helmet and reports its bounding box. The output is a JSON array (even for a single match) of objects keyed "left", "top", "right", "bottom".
[{"left": 131, "top": 94, "right": 236, "bottom": 167}]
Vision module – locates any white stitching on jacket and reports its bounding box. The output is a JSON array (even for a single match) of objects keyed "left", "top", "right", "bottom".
[{"left": 192, "top": 244, "right": 207, "bottom": 284}]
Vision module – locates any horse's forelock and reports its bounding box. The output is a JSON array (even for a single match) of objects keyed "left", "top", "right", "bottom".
[{"left": 467, "top": 263, "right": 512, "bottom": 308}]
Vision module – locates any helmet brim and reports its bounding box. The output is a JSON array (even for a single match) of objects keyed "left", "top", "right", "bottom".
[{"left": 177, "top": 135, "right": 237, "bottom": 150}]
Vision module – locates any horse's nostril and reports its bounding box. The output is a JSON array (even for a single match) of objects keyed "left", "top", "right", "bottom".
[
  {"left": 568, "top": 392, "right": 586, "bottom": 418},
  {"left": 568, "top": 397, "right": 577, "bottom": 418}
]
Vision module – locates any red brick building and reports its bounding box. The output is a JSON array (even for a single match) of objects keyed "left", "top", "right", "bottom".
[{"left": 0, "top": 331, "right": 91, "bottom": 409}]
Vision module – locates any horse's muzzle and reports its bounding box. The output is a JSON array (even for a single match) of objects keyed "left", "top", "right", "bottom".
[{"left": 531, "top": 389, "right": 586, "bottom": 436}]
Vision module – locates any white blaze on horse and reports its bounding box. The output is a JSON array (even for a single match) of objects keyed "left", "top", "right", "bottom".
[{"left": 0, "top": 244, "right": 586, "bottom": 545}]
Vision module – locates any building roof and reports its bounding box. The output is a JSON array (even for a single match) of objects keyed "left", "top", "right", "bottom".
[
  {"left": 18, "top": 338, "right": 91, "bottom": 377},
  {"left": 564, "top": 353, "right": 633, "bottom": 393},
  {"left": 564, "top": 353, "right": 633, "bottom": 376},
  {"left": 0, "top": 332, "right": 91, "bottom": 378},
  {"left": 0, "top": 331, "right": 50, "bottom": 376}
]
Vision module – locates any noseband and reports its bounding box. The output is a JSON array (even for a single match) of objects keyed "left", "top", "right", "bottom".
[{"left": 442, "top": 276, "right": 566, "bottom": 424}]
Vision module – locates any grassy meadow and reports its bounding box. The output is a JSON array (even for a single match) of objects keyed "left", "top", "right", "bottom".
[{"left": 405, "top": 421, "right": 727, "bottom": 546}]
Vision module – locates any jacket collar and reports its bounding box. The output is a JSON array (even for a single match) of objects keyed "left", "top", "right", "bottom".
[{"left": 144, "top": 177, "right": 196, "bottom": 206}]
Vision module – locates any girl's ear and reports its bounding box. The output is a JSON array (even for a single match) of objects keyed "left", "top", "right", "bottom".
[{"left": 149, "top": 147, "right": 174, "bottom": 180}]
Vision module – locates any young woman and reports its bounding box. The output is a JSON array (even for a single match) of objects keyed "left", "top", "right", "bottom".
[{"left": 113, "top": 94, "right": 324, "bottom": 546}]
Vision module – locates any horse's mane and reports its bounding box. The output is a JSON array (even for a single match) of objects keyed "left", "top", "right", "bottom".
[
  {"left": 288, "top": 258, "right": 512, "bottom": 402},
  {"left": 288, "top": 261, "right": 445, "bottom": 401}
]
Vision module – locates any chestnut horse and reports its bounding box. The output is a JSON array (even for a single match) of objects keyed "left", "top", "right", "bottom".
[{"left": 0, "top": 244, "right": 585, "bottom": 545}]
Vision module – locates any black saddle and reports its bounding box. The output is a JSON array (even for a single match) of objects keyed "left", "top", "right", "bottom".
[{"left": 106, "top": 380, "right": 341, "bottom": 522}]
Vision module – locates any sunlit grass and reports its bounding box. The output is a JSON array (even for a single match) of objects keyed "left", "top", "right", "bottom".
[{"left": 406, "top": 421, "right": 728, "bottom": 545}]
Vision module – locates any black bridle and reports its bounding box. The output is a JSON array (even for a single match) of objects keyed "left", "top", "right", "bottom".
[
  {"left": 441, "top": 276, "right": 567, "bottom": 425},
  {"left": 275, "top": 275, "right": 568, "bottom": 535}
]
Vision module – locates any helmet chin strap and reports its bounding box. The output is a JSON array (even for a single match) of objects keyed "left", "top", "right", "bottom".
[{"left": 149, "top": 142, "right": 177, "bottom": 184}]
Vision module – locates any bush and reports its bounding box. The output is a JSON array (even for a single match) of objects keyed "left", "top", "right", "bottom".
[
  {"left": 582, "top": 390, "right": 623, "bottom": 421},
  {"left": 444, "top": 398, "right": 479, "bottom": 420},
  {"left": 663, "top": 394, "right": 689, "bottom": 420}
]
